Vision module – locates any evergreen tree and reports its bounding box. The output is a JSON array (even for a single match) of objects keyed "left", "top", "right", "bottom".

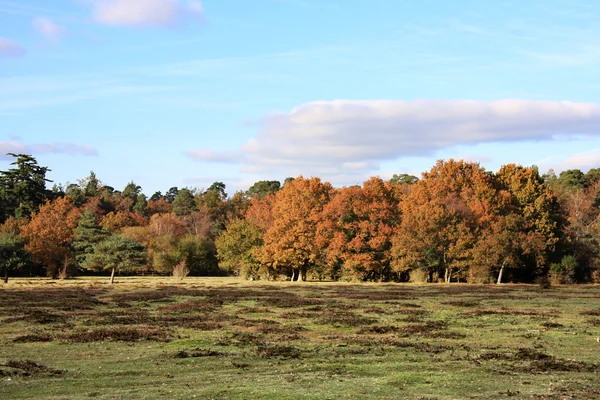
[
  {"left": 0, "top": 232, "right": 30, "bottom": 283},
  {"left": 80, "top": 235, "right": 146, "bottom": 284},
  {"left": 72, "top": 209, "right": 109, "bottom": 267},
  {"left": 0, "top": 153, "right": 51, "bottom": 221}
]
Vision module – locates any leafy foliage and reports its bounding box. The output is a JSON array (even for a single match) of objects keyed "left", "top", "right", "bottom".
[
  {"left": 0, "top": 232, "right": 30, "bottom": 282},
  {"left": 20, "top": 197, "right": 80, "bottom": 278}
]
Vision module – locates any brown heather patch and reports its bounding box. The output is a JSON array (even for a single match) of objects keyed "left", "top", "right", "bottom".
[
  {"left": 3, "top": 309, "right": 68, "bottom": 325},
  {"left": 440, "top": 300, "right": 480, "bottom": 307},
  {"left": 0, "top": 288, "right": 105, "bottom": 314},
  {"left": 62, "top": 326, "right": 172, "bottom": 342},
  {"left": 580, "top": 309, "right": 600, "bottom": 316},
  {"left": 317, "top": 311, "right": 377, "bottom": 327},
  {"left": 358, "top": 325, "right": 399, "bottom": 334},
  {"left": 157, "top": 299, "right": 221, "bottom": 313},
  {"left": 258, "top": 294, "right": 323, "bottom": 308},
  {"left": 0, "top": 360, "right": 65, "bottom": 377},
  {"left": 464, "top": 308, "right": 559, "bottom": 318},
  {"left": 172, "top": 348, "right": 227, "bottom": 358},
  {"left": 256, "top": 344, "right": 301, "bottom": 359},
  {"left": 12, "top": 333, "right": 54, "bottom": 343},
  {"left": 512, "top": 348, "right": 598, "bottom": 373}
]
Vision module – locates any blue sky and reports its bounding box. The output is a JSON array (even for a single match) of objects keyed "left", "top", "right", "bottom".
[{"left": 1, "top": 0, "right": 600, "bottom": 196}]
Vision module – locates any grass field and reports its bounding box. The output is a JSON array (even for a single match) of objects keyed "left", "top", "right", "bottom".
[{"left": 1, "top": 277, "right": 599, "bottom": 399}]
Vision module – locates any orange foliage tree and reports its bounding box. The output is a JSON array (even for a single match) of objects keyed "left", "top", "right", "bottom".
[
  {"left": 260, "top": 176, "right": 332, "bottom": 281},
  {"left": 391, "top": 160, "right": 498, "bottom": 283},
  {"left": 20, "top": 197, "right": 81, "bottom": 278},
  {"left": 494, "top": 164, "right": 561, "bottom": 281},
  {"left": 317, "top": 177, "right": 399, "bottom": 281},
  {"left": 100, "top": 210, "right": 148, "bottom": 232}
]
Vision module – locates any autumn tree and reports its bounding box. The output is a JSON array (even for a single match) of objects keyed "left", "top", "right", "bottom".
[
  {"left": 245, "top": 194, "right": 276, "bottom": 232},
  {"left": 80, "top": 235, "right": 146, "bottom": 284},
  {"left": 224, "top": 191, "right": 250, "bottom": 222},
  {"left": 495, "top": 164, "right": 561, "bottom": 280},
  {"left": 100, "top": 210, "right": 147, "bottom": 232},
  {"left": 553, "top": 181, "right": 600, "bottom": 281},
  {"left": 147, "top": 197, "right": 171, "bottom": 215},
  {"left": 317, "top": 178, "right": 399, "bottom": 281},
  {"left": 391, "top": 160, "right": 497, "bottom": 283},
  {"left": 20, "top": 197, "right": 81, "bottom": 278},
  {"left": 260, "top": 176, "right": 332, "bottom": 281}
]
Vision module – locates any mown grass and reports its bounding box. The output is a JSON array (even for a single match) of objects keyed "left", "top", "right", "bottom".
[{"left": 1, "top": 277, "right": 600, "bottom": 399}]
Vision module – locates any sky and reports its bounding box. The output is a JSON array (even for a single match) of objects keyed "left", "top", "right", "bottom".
[{"left": 1, "top": 0, "right": 600, "bottom": 196}]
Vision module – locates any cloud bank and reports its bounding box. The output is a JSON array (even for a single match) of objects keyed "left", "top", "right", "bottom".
[
  {"left": 92, "top": 0, "right": 203, "bottom": 27},
  {"left": 0, "top": 37, "right": 25, "bottom": 58},
  {"left": 0, "top": 141, "right": 98, "bottom": 160},
  {"left": 188, "top": 99, "right": 600, "bottom": 179}
]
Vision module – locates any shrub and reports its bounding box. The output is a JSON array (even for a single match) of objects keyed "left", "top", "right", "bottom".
[
  {"left": 409, "top": 269, "right": 429, "bottom": 283},
  {"left": 172, "top": 261, "right": 190, "bottom": 280},
  {"left": 549, "top": 255, "right": 578, "bottom": 284}
]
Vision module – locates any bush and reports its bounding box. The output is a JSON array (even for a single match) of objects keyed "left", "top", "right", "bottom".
[
  {"left": 172, "top": 261, "right": 190, "bottom": 280},
  {"left": 549, "top": 255, "right": 578, "bottom": 284},
  {"left": 468, "top": 265, "right": 492, "bottom": 284},
  {"left": 409, "top": 269, "right": 429, "bottom": 283}
]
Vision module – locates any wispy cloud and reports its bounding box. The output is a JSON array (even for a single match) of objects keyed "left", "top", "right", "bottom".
[
  {"left": 0, "top": 140, "right": 98, "bottom": 159},
  {"left": 188, "top": 99, "right": 600, "bottom": 183},
  {"left": 91, "top": 0, "right": 203, "bottom": 28},
  {"left": 0, "top": 71, "right": 176, "bottom": 112},
  {"left": 0, "top": 37, "right": 25, "bottom": 58},
  {"left": 0, "top": 1, "right": 61, "bottom": 17},
  {"left": 33, "top": 17, "right": 68, "bottom": 43}
]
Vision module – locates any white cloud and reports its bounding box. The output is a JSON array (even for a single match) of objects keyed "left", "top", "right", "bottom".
[
  {"left": 0, "top": 141, "right": 98, "bottom": 159},
  {"left": 0, "top": 37, "right": 25, "bottom": 58},
  {"left": 545, "top": 148, "right": 600, "bottom": 173},
  {"left": 33, "top": 17, "right": 67, "bottom": 43},
  {"left": 188, "top": 99, "right": 600, "bottom": 181},
  {"left": 92, "top": 0, "right": 203, "bottom": 27}
]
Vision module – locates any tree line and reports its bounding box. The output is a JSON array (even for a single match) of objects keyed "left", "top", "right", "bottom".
[{"left": 1, "top": 153, "right": 599, "bottom": 284}]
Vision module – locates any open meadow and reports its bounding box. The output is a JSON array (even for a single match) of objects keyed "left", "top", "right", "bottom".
[{"left": 1, "top": 277, "right": 599, "bottom": 400}]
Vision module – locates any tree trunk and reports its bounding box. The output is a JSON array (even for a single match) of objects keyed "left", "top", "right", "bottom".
[
  {"left": 497, "top": 262, "right": 505, "bottom": 284},
  {"left": 3, "top": 268, "right": 8, "bottom": 284},
  {"left": 290, "top": 270, "right": 296, "bottom": 282},
  {"left": 300, "top": 264, "right": 307, "bottom": 282},
  {"left": 58, "top": 254, "right": 69, "bottom": 280},
  {"left": 444, "top": 268, "right": 452, "bottom": 284},
  {"left": 109, "top": 267, "right": 116, "bottom": 285}
]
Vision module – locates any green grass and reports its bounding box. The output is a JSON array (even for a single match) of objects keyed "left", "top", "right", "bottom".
[{"left": 1, "top": 277, "right": 600, "bottom": 399}]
